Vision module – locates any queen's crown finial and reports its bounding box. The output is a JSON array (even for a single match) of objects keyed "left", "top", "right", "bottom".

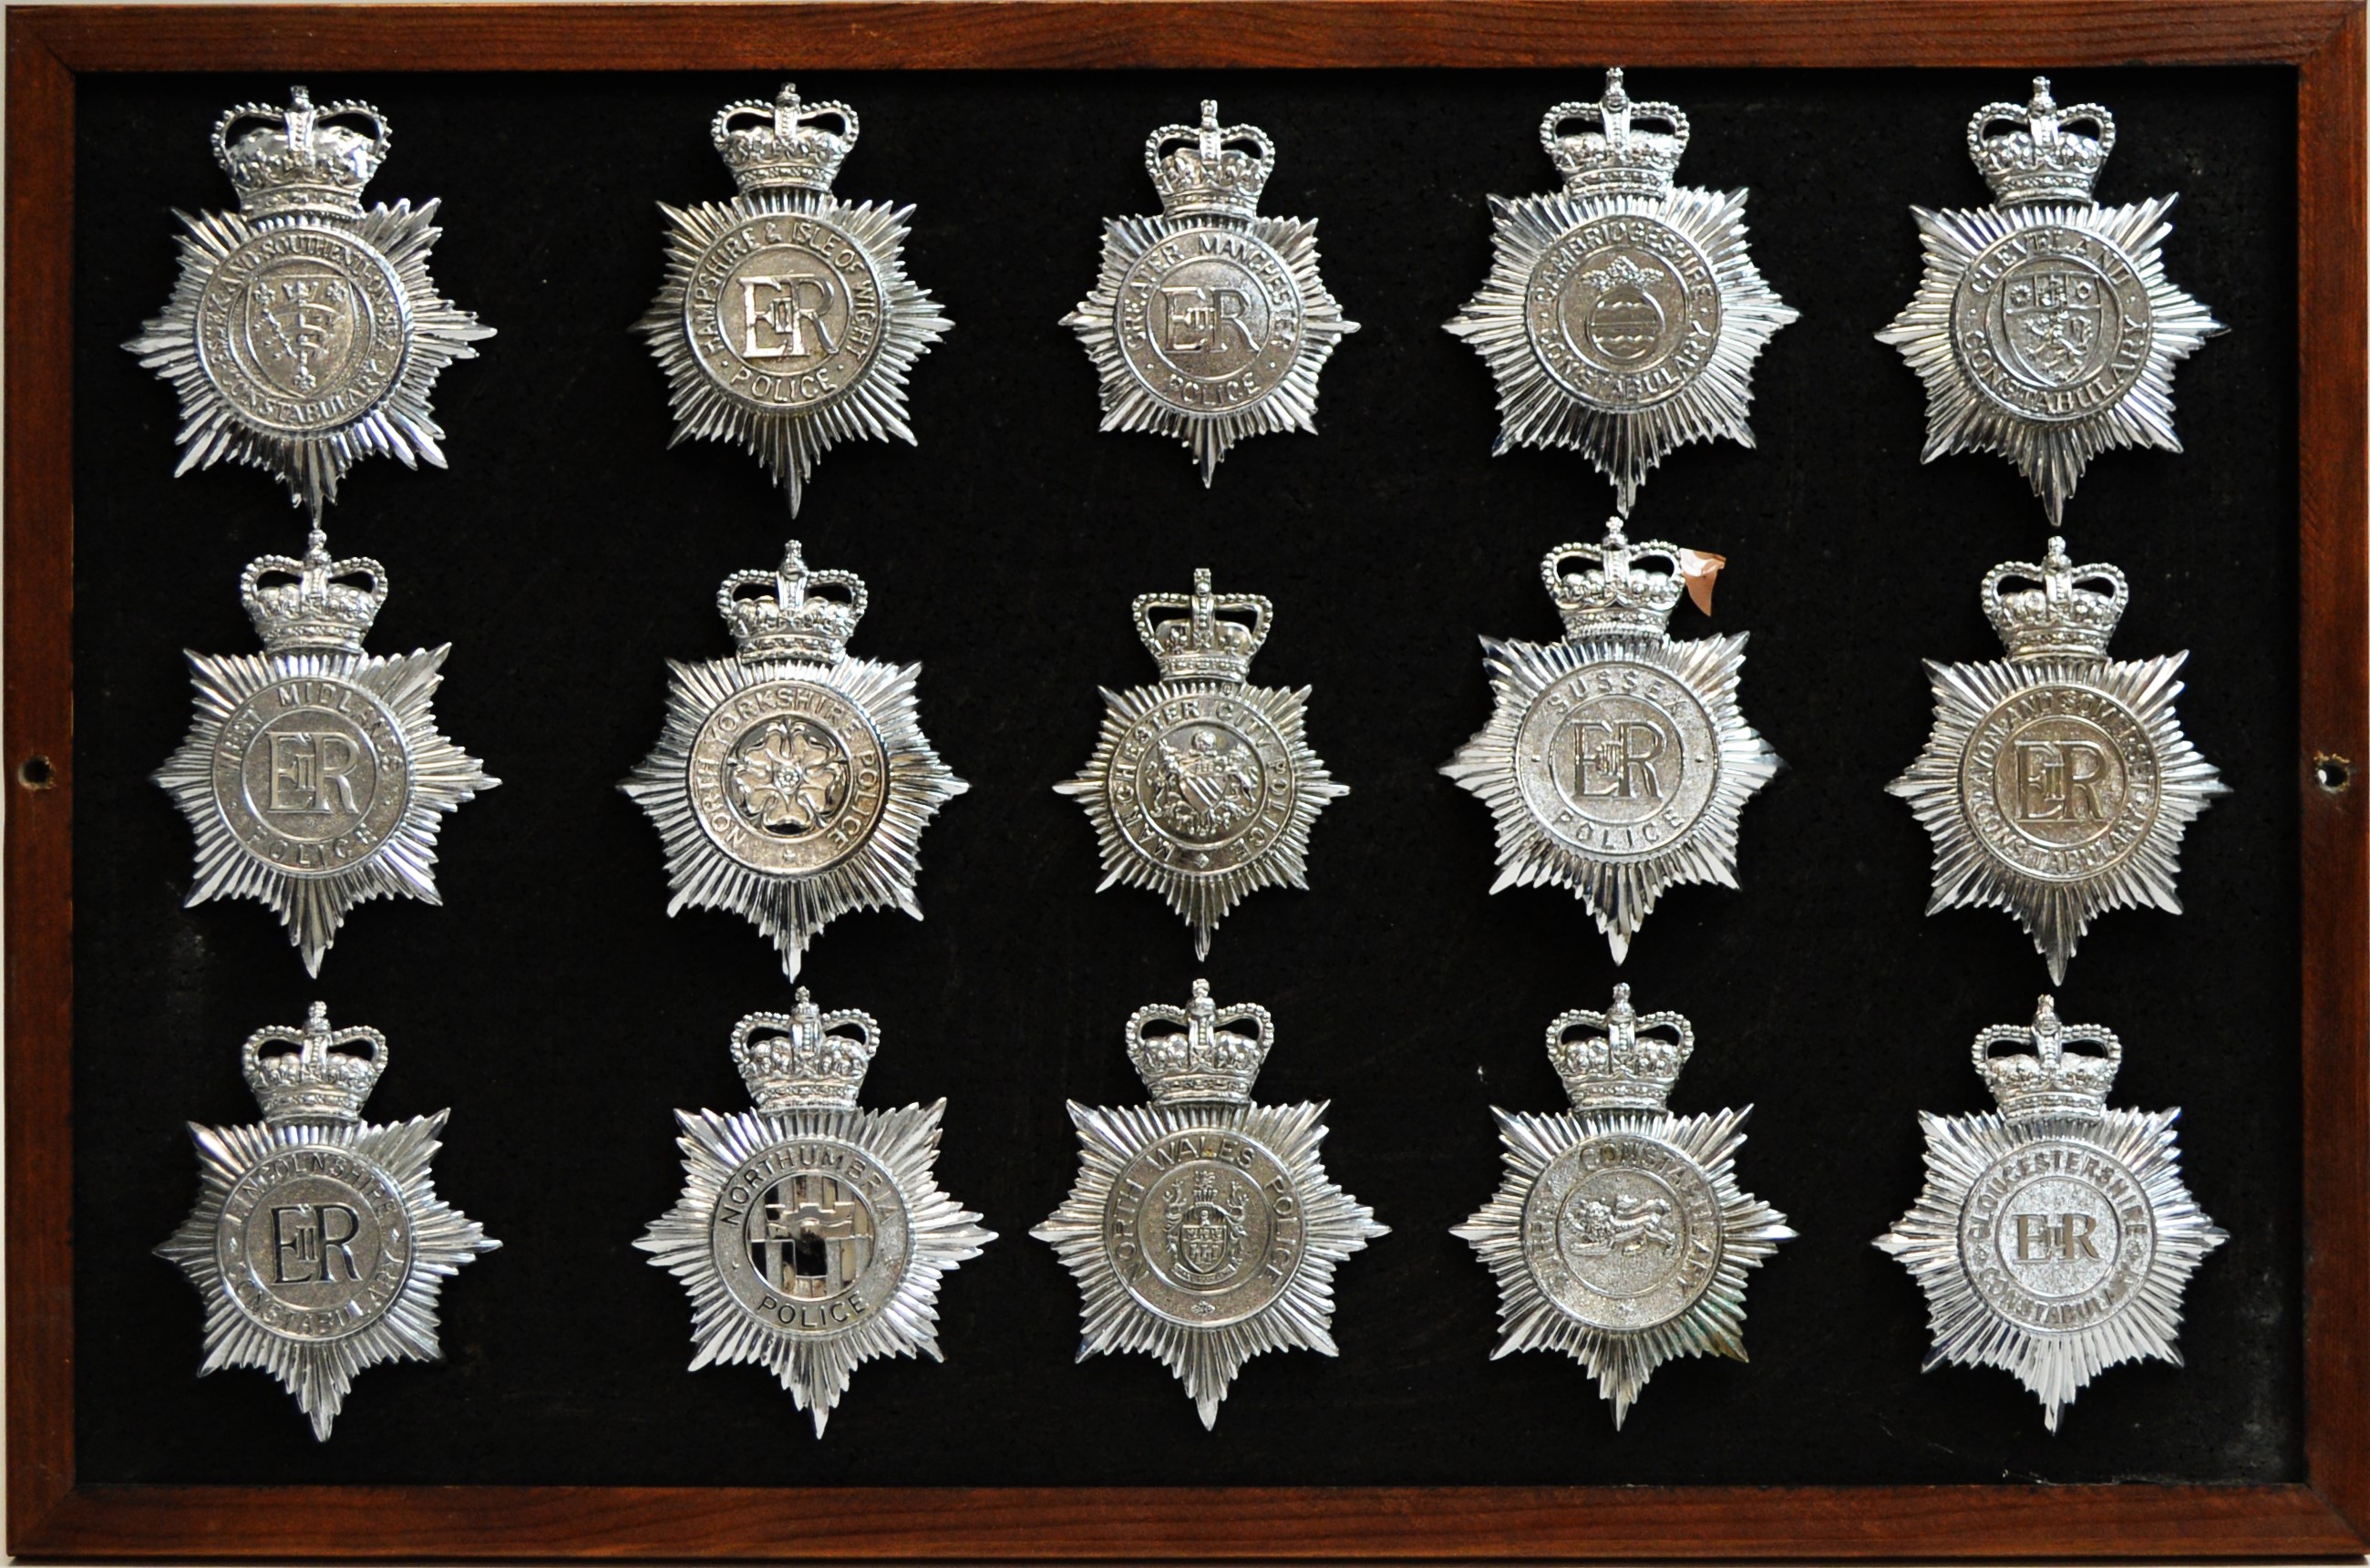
[
  {"left": 1541, "top": 68, "right": 1692, "bottom": 200},
  {"left": 1974, "top": 994, "right": 2122, "bottom": 1121},
  {"left": 1547, "top": 983, "right": 1694, "bottom": 1110},
  {"left": 712, "top": 83, "right": 860, "bottom": 197},
  {"left": 730, "top": 989, "right": 880, "bottom": 1112},
  {"left": 719, "top": 540, "right": 868, "bottom": 664},
  {"left": 1982, "top": 537, "right": 2128, "bottom": 662},
  {"left": 1127, "top": 978, "right": 1274, "bottom": 1105},
  {"left": 1546, "top": 521, "right": 1688, "bottom": 641},
  {"left": 1135, "top": 568, "right": 1273, "bottom": 683},
  {"left": 1146, "top": 101, "right": 1276, "bottom": 221},
  {"left": 1967, "top": 77, "right": 2117, "bottom": 207},
  {"left": 240, "top": 530, "right": 387, "bottom": 654},
  {"left": 211, "top": 86, "right": 390, "bottom": 219},
  {"left": 241, "top": 1001, "right": 387, "bottom": 1123}
]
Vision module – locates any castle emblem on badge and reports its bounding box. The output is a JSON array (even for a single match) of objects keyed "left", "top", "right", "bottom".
[
  {"left": 127, "top": 88, "right": 493, "bottom": 520},
  {"left": 1034, "top": 980, "right": 1386, "bottom": 1429},
  {"left": 1056, "top": 569, "right": 1346, "bottom": 958},
  {"left": 153, "top": 533, "right": 498, "bottom": 975},
  {"left": 623, "top": 542, "right": 964, "bottom": 977},
  {"left": 1446, "top": 70, "right": 1796, "bottom": 513},
  {"left": 157, "top": 1004, "right": 499, "bottom": 1440},
  {"left": 1891, "top": 539, "right": 2225, "bottom": 982},
  {"left": 636, "top": 85, "right": 950, "bottom": 515},
  {"left": 1065, "top": 102, "right": 1358, "bottom": 484},
  {"left": 1445, "top": 524, "right": 1778, "bottom": 962},
  {"left": 1878, "top": 995, "right": 2224, "bottom": 1430},
  {"left": 638, "top": 992, "right": 993, "bottom": 1436},
  {"left": 1878, "top": 78, "right": 2222, "bottom": 523}
]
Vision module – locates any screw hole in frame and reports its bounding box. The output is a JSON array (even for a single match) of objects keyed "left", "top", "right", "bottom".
[
  {"left": 2313, "top": 753, "right": 2352, "bottom": 793},
  {"left": 15, "top": 755, "right": 54, "bottom": 790}
]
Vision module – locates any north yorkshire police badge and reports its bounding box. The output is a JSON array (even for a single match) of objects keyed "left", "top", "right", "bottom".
[
  {"left": 638, "top": 992, "right": 993, "bottom": 1437},
  {"left": 158, "top": 1003, "right": 499, "bottom": 1440},
  {"left": 1878, "top": 995, "right": 2224, "bottom": 1431},
  {"left": 1455, "top": 985, "right": 1790, "bottom": 1428},
  {"left": 1033, "top": 980, "right": 1386, "bottom": 1429}
]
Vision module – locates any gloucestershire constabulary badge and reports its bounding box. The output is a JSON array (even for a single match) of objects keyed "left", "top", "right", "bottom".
[
  {"left": 1877, "top": 78, "right": 2221, "bottom": 524},
  {"left": 128, "top": 88, "right": 493, "bottom": 520},
  {"left": 1065, "top": 101, "right": 1358, "bottom": 484},
  {"left": 154, "top": 532, "right": 498, "bottom": 975},
  {"left": 1056, "top": 569, "right": 1346, "bottom": 959},
  {"left": 1891, "top": 539, "right": 2225, "bottom": 982},
  {"left": 1033, "top": 980, "right": 1386, "bottom": 1429},
  {"left": 1444, "top": 524, "right": 1778, "bottom": 962},
  {"left": 637, "top": 992, "right": 993, "bottom": 1437},
  {"left": 157, "top": 1003, "right": 499, "bottom": 1440},
  {"left": 1454, "top": 985, "right": 1790, "bottom": 1428},
  {"left": 623, "top": 542, "right": 964, "bottom": 977},
  {"left": 1877, "top": 995, "right": 2224, "bottom": 1430},
  {"left": 1446, "top": 70, "right": 1796, "bottom": 513},
  {"left": 635, "top": 85, "right": 951, "bottom": 515}
]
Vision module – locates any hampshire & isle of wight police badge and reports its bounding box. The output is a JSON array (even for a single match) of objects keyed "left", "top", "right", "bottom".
[
  {"left": 1065, "top": 102, "right": 1358, "bottom": 484},
  {"left": 1454, "top": 985, "right": 1790, "bottom": 1428},
  {"left": 1033, "top": 981, "right": 1386, "bottom": 1429},
  {"left": 1878, "top": 995, "right": 2224, "bottom": 1431},
  {"left": 154, "top": 532, "right": 498, "bottom": 975},
  {"left": 157, "top": 1003, "right": 499, "bottom": 1440},
  {"left": 128, "top": 88, "right": 493, "bottom": 520},
  {"left": 638, "top": 991, "right": 993, "bottom": 1437}
]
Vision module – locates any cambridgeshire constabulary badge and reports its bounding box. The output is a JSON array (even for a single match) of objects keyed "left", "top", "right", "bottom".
[{"left": 1033, "top": 980, "right": 1386, "bottom": 1429}]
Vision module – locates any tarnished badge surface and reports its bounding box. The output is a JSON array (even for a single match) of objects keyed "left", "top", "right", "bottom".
[
  {"left": 638, "top": 991, "right": 993, "bottom": 1436},
  {"left": 636, "top": 85, "right": 951, "bottom": 515},
  {"left": 154, "top": 532, "right": 498, "bottom": 975},
  {"left": 623, "top": 542, "right": 964, "bottom": 977},
  {"left": 1877, "top": 995, "right": 2224, "bottom": 1430},
  {"left": 128, "top": 88, "right": 493, "bottom": 521},
  {"left": 1877, "top": 78, "right": 2221, "bottom": 524},
  {"left": 1033, "top": 981, "right": 1386, "bottom": 1429},
  {"left": 1065, "top": 101, "right": 1358, "bottom": 484},
  {"left": 157, "top": 1003, "right": 499, "bottom": 1440},
  {"left": 1056, "top": 570, "right": 1346, "bottom": 959},
  {"left": 1454, "top": 985, "right": 1790, "bottom": 1428}
]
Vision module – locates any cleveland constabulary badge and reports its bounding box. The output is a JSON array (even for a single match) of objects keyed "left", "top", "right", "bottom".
[
  {"left": 1446, "top": 70, "right": 1795, "bottom": 513},
  {"left": 1878, "top": 995, "right": 2224, "bottom": 1431},
  {"left": 1454, "top": 985, "right": 1790, "bottom": 1428},
  {"left": 636, "top": 85, "right": 951, "bottom": 515},
  {"left": 157, "top": 1003, "right": 499, "bottom": 1440},
  {"left": 1065, "top": 101, "right": 1358, "bottom": 484},
  {"left": 1445, "top": 524, "right": 1778, "bottom": 962},
  {"left": 638, "top": 991, "right": 993, "bottom": 1437},
  {"left": 1878, "top": 78, "right": 2221, "bottom": 524},
  {"left": 154, "top": 532, "right": 498, "bottom": 975},
  {"left": 1056, "top": 569, "right": 1346, "bottom": 959},
  {"left": 128, "top": 88, "right": 493, "bottom": 520},
  {"left": 623, "top": 542, "right": 965, "bottom": 977},
  {"left": 1891, "top": 539, "right": 2225, "bottom": 982},
  {"left": 1034, "top": 981, "right": 1386, "bottom": 1429}
]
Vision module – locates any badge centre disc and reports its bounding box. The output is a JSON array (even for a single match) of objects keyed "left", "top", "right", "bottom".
[
  {"left": 689, "top": 678, "right": 891, "bottom": 875},
  {"left": 1960, "top": 683, "right": 2161, "bottom": 882},
  {"left": 212, "top": 676, "right": 412, "bottom": 875},
  {"left": 194, "top": 227, "right": 411, "bottom": 437},
  {"left": 1517, "top": 661, "right": 1721, "bottom": 861},
  {"left": 710, "top": 1137, "right": 915, "bottom": 1337},
  {"left": 1950, "top": 227, "right": 2154, "bottom": 423},
  {"left": 1959, "top": 1140, "right": 2157, "bottom": 1333},
  {"left": 685, "top": 213, "right": 888, "bottom": 413},
  {"left": 1108, "top": 694, "right": 1298, "bottom": 872},
  {"left": 1107, "top": 1130, "right": 1304, "bottom": 1327},
  {"left": 219, "top": 1148, "right": 415, "bottom": 1342},
  {"left": 1117, "top": 226, "right": 1305, "bottom": 412},
  {"left": 1523, "top": 1132, "right": 1722, "bottom": 1331},
  {"left": 1524, "top": 215, "right": 1721, "bottom": 411}
]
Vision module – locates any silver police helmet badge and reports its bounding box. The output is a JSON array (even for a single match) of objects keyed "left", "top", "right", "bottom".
[
  {"left": 154, "top": 532, "right": 498, "bottom": 975},
  {"left": 638, "top": 992, "right": 994, "bottom": 1437},
  {"left": 128, "top": 88, "right": 493, "bottom": 521},
  {"left": 1065, "top": 101, "right": 1358, "bottom": 485},
  {"left": 1446, "top": 70, "right": 1796, "bottom": 513},
  {"left": 1877, "top": 78, "right": 2222, "bottom": 524},
  {"left": 1878, "top": 995, "right": 2224, "bottom": 1431},
  {"left": 1454, "top": 985, "right": 1791, "bottom": 1429},
  {"left": 1033, "top": 980, "right": 1386, "bottom": 1429},
  {"left": 1890, "top": 539, "right": 2225, "bottom": 983},
  {"left": 157, "top": 1003, "right": 499, "bottom": 1440},
  {"left": 623, "top": 542, "right": 965, "bottom": 978},
  {"left": 1056, "top": 570, "right": 1346, "bottom": 959},
  {"left": 636, "top": 85, "right": 951, "bottom": 516},
  {"left": 1445, "top": 524, "right": 1778, "bottom": 962}
]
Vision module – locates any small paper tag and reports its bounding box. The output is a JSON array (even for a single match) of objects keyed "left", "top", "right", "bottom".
[{"left": 1677, "top": 548, "right": 1726, "bottom": 616}]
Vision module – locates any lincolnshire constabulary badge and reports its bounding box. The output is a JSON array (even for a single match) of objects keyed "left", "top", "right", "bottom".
[
  {"left": 1065, "top": 101, "right": 1358, "bottom": 484},
  {"left": 1033, "top": 980, "right": 1386, "bottom": 1429},
  {"left": 1454, "top": 985, "right": 1790, "bottom": 1428},
  {"left": 1877, "top": 78, "right": 2222, "bottom": 524},
  {"left": 128, "top": 88, "right": 493, "bottom": 521},
  {"left": 623, "top": 542, "right": 965, "bottom": 977},
  {"left": 1056, "top": 569, "right": 1346, "bottom": 959},
  {"left": 1878, "top": 995, "right": 2224, "bottom": 1431},
  {"left": 638, "top": 992, "right": 993, "bottom": 1437},
  {"left": 154, "top": 533, "right": 498, "bottom": 975},
  {"left": 636, "top": 85, "right": 951, "bottom": 515},
  {"left": 157, "top": 1003, "right": 499, "bottom": 1440}
]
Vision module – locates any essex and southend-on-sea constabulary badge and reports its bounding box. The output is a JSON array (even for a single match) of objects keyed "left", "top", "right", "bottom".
[
  {"left": 1034, "top": 981, "right": 1386, "bottom": 1429},
  {"left": 638, "top": 991, "right": 993, "bottom": 1437},
  {"left": 158, "top": 1004, "right": 499, "bottom": 1440}
]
